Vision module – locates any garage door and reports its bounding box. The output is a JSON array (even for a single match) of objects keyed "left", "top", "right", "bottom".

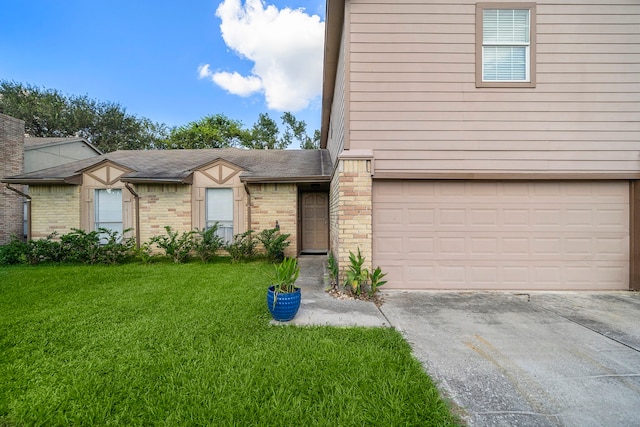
[{"left": 373, "top": 181, "right": 629, "bottom": 290}]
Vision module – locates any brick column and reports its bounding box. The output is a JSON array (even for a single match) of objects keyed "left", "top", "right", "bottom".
[
  {"left": 331, "top": 151, "right": 373, "bottom": 280},
  {"left": 0, "top": 114, "right": 25, "bottom": 244}
]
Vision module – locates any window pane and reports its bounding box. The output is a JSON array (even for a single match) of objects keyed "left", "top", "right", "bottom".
[
  {"left": 95, "top": 189, "right": 123, "bottom": 242},
  {"left": 483, "top": 10, "right": 499, "bottom": 43},
  {"left": 206, "top": 188, "right": 233, "bottom": 222},
  {"left": 483, "top": 9, "right": 529, "bottom": 44},
  {"left": 206, "top": 188, "right": 233, "bottom": 242},
  {"left": 483, "top": 46, "right": 527, "bottom": 81},
  {"left": 96, "top": 189, "right": 122, "bottom": 222}
]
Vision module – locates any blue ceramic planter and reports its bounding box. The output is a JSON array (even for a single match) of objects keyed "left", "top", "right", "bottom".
[{"left": 267, "top": 286, "right": 301, "bottom": 321}]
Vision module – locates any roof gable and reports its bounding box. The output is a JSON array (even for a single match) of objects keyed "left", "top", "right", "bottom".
[
  {"left": 85, "top": 161, "right": 134, "bottom": 185},
  {"left": 196, "top": 158, "right": 244, "bottom": 185}
]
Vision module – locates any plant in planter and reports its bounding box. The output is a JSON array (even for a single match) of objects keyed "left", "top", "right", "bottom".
[{"left": 266, "top": 257, "right": 301, "bottom": 321}]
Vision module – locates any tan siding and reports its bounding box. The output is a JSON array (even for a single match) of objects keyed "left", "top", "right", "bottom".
[
  {"left": 327, "top": 17, "right": 348, "bottom": 165},
  {"left": 347, "top": 0, "right": 640, "bottom": 177}
]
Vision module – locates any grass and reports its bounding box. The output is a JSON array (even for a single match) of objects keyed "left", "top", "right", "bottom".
[{"left": 0, "top": 260, "right": 459, "bottom": 426}]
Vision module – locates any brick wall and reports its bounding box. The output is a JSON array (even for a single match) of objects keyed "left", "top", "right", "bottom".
[
  {"left": 0, "top": 114, "right": 26, "bottom": 244},
  {"left": 30, "top": 185, "right": 81, "bottom": 239},
  {"left": 137, "top": 184, "right": 192, "bottom": 243},
  {"left": 331, "top": 158, "right": 373, "bottom": 278},
  {"left": 248, "top": 183, "right": 297, "bottom": 257}
]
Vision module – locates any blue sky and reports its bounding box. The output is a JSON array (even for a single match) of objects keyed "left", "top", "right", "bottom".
[{"left": 0, "top": 0, "right": 326, "bottom": 135}]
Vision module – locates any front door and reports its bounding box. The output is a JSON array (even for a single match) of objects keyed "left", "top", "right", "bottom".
[{"left": 301, "top": 192, "right": 328, "bottom": 253}]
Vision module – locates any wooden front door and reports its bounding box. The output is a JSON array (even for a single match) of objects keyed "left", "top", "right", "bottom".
[{"left": 301, "top": 192, "right": 329, "bottom": 253}]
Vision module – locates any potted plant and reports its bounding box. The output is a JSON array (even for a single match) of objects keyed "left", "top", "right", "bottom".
[{"left": 266, "top": 257, "right": 301, "bottom": 321}]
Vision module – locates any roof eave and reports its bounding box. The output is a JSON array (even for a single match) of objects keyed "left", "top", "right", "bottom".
[
  {"left": 120, "top": 177, "right": 190, "bottom": 185},
  {"left": 0, "top": 178, "right": 73, "bottom": 185},
  {"left": 241, "top": 175, "right": 331, "bottom": 184}
]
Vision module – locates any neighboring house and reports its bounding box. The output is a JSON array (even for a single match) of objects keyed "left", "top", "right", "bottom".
[
  {"left": 2, "top": 149, "right": 331, "bottom": 257},
  {"left": 0, "top": 124, "right": 103, "bottom": 243},
  {"left": 0, "top": 113, "right": 25, "bottom": 245},
  {"left": 321, "top": 1, "right": 640, "bottom": 291},
  {"left": 24, "top": 137, "right": 102, "bottom": 173}
]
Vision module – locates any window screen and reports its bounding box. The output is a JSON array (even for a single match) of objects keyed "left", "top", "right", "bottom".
[
  {"left": 95, "top": 188, "right": 123, "bottom": 241},
  {"left": 482, "top": 9, "right": 530, "bottom": 82},
  {"left": 206, "top": 188, "right": 234, "bottom": 243}
]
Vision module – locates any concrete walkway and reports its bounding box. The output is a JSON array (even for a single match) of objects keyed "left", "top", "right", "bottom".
[
  {"left": 280, "top": 255, "right": 388, "bottom": 327},
  {"left": 286, "top": 255, "right": 640, "bottom": 427}
]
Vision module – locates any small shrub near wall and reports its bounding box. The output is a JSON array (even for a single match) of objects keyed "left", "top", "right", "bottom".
[
  {"left": 0, "top": 229, "right": 135, "bottom": 266},
  {"left": 0, "top": 225, "right": 293, "bottom": 266}
]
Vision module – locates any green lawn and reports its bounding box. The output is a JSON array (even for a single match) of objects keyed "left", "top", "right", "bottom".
[{"left": 0, "top": 261, "right": 459, "bottom": 426}]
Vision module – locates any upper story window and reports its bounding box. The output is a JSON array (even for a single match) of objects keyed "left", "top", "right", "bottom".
[
  {"left": 95, "top": 188, "right": 123, "bottom": 242},
  {"left": 476, "top": 3, "right": 536, "bottom": 88},
  {"left": 206, "top": 188, "right": 234, "bottom": 243}
]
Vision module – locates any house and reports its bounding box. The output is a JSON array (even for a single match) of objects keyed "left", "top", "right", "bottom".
[
  {"left": 24, "top": 137, "right": 102, "bottom": 173},
  {"left": 320, "top": 0, "right": 640, "bottom": 291},
  {"left": 2, "top": 149, "right": 332, "bottom": 257},
  {"left": 0, "top": 115, "right": 103, "bottom": 244}
]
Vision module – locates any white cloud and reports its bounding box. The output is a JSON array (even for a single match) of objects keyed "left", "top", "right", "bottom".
[
  {"left": 200, "top": 0, "right": 324, "bottom": 112},
  {"left": 199, "top": 65, "right": 263, "bottom": 97}
]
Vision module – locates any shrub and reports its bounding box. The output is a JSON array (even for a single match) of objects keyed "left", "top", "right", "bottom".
[
  {"left": 344, "top": 248, "right": 368, "bottom": 296},
  {"left": 149, "top": 226, "right": 195, "bottom": 263},
  {"left": 133, "top": 241, "right": 154, "bottom": 264},
  {"left": 59, "top": 228, "right": 101, "bottom": 264},
  {"left": 7, "top": 229, "right": 135, "bottom": 266},
  {"left": 327, "top": 251, "right": 339, "bottom": 289},
  {"left": 257, "top": 227, "right": 291, "bottom": 263},
  {"left": 343, "top": 247, "right": 388, "bottom": 298},
  {"left": 0, "top": 235, "right": 28, "bottom": 265},
  {"left": 368, "top": 266, "right": 388, "bottom": 297},
  {"left": 225, "top": 230, "right": 256, "bottom": 263},
  {"left": 97, "top": 228, "right": 136, "bottom": 265},
  {"left": 24, "top": 232, "right": 63, "bottom": 264},
  {"left": 193, "top": 225, "right": 224, "bottom": 263}
]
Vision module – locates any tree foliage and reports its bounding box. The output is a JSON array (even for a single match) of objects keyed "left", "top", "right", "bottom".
[
  {"left": 160, "top": 114, "right": 248, "bottom": 149},
  {"left": 0, "top": 80, "right": 168, "bottom": 152},
  {"left": 281, "top": 111, "right": 320, "bottom": 150},
  {"left": 0, "top": 80, "right": 319, "bottom": 151}
]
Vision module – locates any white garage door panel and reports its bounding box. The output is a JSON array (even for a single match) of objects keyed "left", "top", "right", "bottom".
[{"left": 373, "top": 181, "right": 629, "bottom": 290}]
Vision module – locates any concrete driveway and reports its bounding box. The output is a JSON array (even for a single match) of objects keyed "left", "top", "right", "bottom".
[{"left": 380, "top": 291, "right": 640, "bottom": 426}]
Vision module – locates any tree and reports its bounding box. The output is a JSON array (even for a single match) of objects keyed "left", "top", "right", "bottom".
[
  {"left": 240, "top": 112, "right": 319, "bottom": 150},
  {"left": 243, "top": 113, "right": 285, "bottom": 149},
  {"left": 281, "top": 112, "right": 320, "bottom": 149},
  {"left": 0, "top": 80, "right": 320, "bottom": 151},
  {"left": 0, "top": 80, "right": 168, "bottom": 152},
  {"left": 161, "top": 114, "right": 248, "bottom": 149}
]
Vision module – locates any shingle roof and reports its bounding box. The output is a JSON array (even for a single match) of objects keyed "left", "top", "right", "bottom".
[{"left": 2, "top": 148, "right": 332, "bottom": 184}]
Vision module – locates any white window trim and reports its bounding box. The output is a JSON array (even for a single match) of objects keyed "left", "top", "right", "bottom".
[{"left": 476, "top": 3, "right": 536, "bottom": 88}]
